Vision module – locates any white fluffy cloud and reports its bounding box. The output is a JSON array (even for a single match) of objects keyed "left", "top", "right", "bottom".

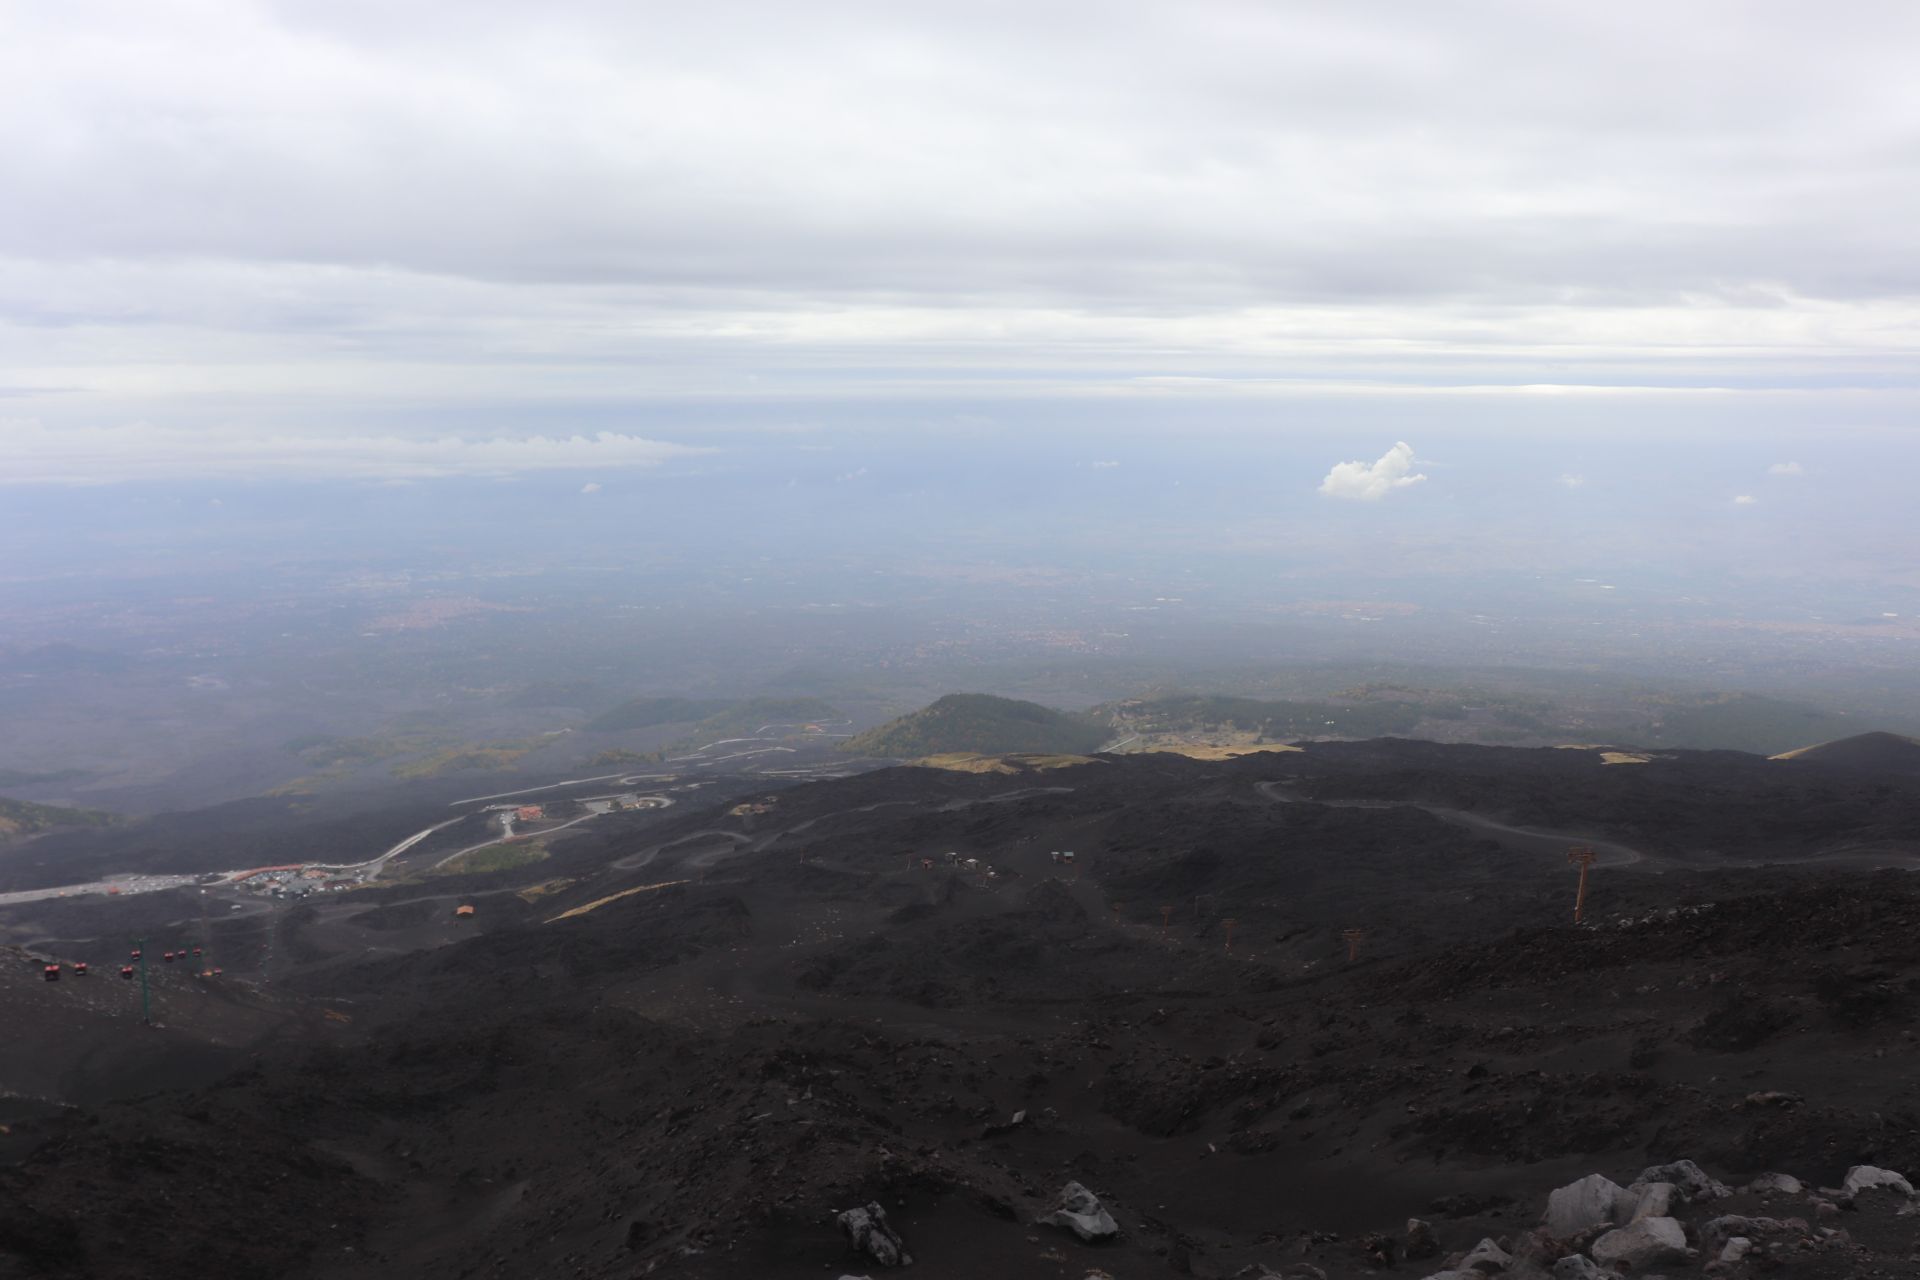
[
  {"left": 0, "top": 420, "right": 706, "bottom": 484},
  {"left": 1733, "top": 494, "right": 1759, "bottom": 504},
  {"left": 580, "top": 481, "right": 602, "bottom": 494},
  {"left": 1319, "top": 441, "right": 1428, "bottom": 501},
  {"left": 1768, "top": 461, "right": 1805, "bottom": 475}
]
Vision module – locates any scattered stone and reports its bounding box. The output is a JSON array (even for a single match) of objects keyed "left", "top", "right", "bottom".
[
  {"left": 1041, "top": 1181, "right": 1119, "bottom": 1243},
  {"left": 1406, "top": 1217, "right": 1439, "bottom": 1260},
  {"left": 1698, "top": 1215, "right": 1785, "bottom": 1258},
  {"left": 1717, "top": 1236, "right": 1753, "bottom": 1263},
  {"left": 837, "top": 1203, "right": 912, "bottom": 1268},
  {"left": 1544, "top": 1173, "right": 1627, "bottom": 1238},
  {"left": 1551, "top": 1256, "right": 1609, "bottom": 1280},
  {"left": 1591, "top": 1216, "right": 1690, "bottom": 1270},
  {"left": 1842, "top": 1165, "right": 1914, "bottom": 1200},
  {"left": 1741, "top": 1090, "right": 1802, "bottom": 1108},
  {"left": 1630, "top": 1160, "right": 1731, "bottom": 1204},
  {"left": 1458, "top": 1237, "right": 1511, "bottom": 1273},
  {"left": 1744, "top": 1173, "right": 1804, "bottom": 1197},
  {"left": 1621, "top": 1181, "right": 1675, "bottom": 1222}
]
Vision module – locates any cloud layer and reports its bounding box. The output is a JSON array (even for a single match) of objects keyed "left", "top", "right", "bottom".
[
  {"left": 1, "top": 3, "right": 1919, "bottom": 477},
  {"left": 1, "top": 421, "right": 704, "bottom": 484},
  {"left": 1320, "top": 441, "right": 1428, "bottom": 501}
]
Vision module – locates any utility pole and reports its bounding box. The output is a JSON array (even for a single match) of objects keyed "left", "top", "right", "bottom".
[
  {"left": 132, "top": 936, "right": 151, "bottom": 1026},
  {"left": 198, "top": 889, "right": 215, "bottom": 976},
  {"left": 1342, "top": 928, "right": 1365, "bottom": 963},
  {"left": 1222, "top": 918, "right": 1238, "bottom": 952},
  {"left": 1160, "top": 904, "right": 1173, "bottom": 936},
  {"left": 1567, "top": 847, "right": 1598, "bottom": 924}
]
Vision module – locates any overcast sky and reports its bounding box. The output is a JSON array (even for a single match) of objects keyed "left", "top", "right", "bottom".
[{"left": 3, "top": 1, "right": 1919, "bottom": 488}]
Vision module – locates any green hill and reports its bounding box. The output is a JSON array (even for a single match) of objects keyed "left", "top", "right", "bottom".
[
  {"left": 843, "top": 694, "right": 1108, "bottom": 758},
  {"left": 682, "top": 697, "right": 843, "bottom": 743},
  {"left": 0, "top": 796, "right": 117, "bottom": 842},
  {"left": 586, "top": 696, "right": 735, "bottom": 733}
]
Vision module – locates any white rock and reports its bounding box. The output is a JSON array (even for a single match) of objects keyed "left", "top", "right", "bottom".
[
  {"left": 1551, "top": 1257, "right": 1609, "bottom": 1280},
  {"left": 1622, "top": 1181, "right": 1675, "bottom": 1222},
  {"left": 1544, "top": 1173, "right": 1627, "bottom": 1238},
  {"left": 1631, "top": 1159, "right": 1731, "bottom": 1204},
  {"left": 1717, "top": 1236, "right": 1753, "bottom": 1264},
  {"left": 1042, "top": 1181, "right": 1120, "bottom": 1243},
  {"left": 1744, "top": 1172, "right": 1803, "bottom": 1196},
  {"left": 1459, "top": 1236, "right": 1512, "bottom": 1272},
  {"left": 1699, "top": 1214, "right": 1786, "bottom": 1256},
  {"left": 1842, "top": 1165, "right": 1914, "bottom": 1199},
  {"left": 1591, "top": 1216, "right": 1690, "bottom": 1270},
  {"left": 836, "top": 1203, "right": 911, "bottom": 1268}
]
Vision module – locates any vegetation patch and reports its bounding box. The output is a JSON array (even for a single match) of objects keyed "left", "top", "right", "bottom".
[
  {"left": 434, "top": 841, "right": 549, "bottom": 876},
  {"left": 0, "top": 796, "right": 117, "bottom": 842},
  {"left": 591, "top": 748, "right": 664, "bottom": 767},
  {"left": 393, "top": 742, "right": 538, "bottom": 779}
]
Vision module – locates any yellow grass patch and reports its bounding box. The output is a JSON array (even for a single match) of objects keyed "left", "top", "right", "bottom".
[
  {"left": 544, "top": 879, "right": 690, "bottom": 922},
  {"left": 1146, "top": 743, "right": 1305, "bottom": 760},
  {"left": 911, "top": 752, "right": 1102, "bottom": 773},
  {"left": 515, "top": 877, "right": 578, "bottom": 903}
]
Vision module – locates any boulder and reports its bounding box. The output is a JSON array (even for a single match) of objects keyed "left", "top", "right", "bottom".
[
  {"left": 1406, "top": 1218, "right": 1439, "bottom": 1260},
  {"left": 836, "top": 1203, "right": 912, "bottom": 1268},
  {"left": 1620, "top": 1182, "right": 1674, "bottom": 1222},
  {"left": 1551, "top": 1257, "right": 1609, "bottom": 1280},
  {"left": 1629, "top": 1160, "right": 1730, "bottom": 1204},
  {"left": 1591, "top": 1216, "right": 1690, "bottom": 1270},
  {"left": 1042, "top": 1181, "right": 1120, "bottom": 1243},
  {"left": 1717, "top": 1236, "right": 1753, "bottom": 1264},
  {"left": 1544, "top": 1173, "right": 1627, "bottom": 1238},
  {"left": 1458, "top": 1237, "right": 1511, "bottom": 1272},
  {"left": 1744, "top": 1173, "right": 1804, "bottom": 1197},
  {"left": 1842, "top": 1165, "right": 1914, "bottom": 1200},
  {"left": 1698, "top": 1215, "right": 1784, "bottom": 1258}
]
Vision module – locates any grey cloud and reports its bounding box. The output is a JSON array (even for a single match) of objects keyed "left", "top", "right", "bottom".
[{"left": 2, "top": 0, "right": 1919, "bottom": 460}]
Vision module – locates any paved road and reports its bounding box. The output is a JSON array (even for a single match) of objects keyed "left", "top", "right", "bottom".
[{"left": 0, "top": 873, "right": 203, "bottom": 908}]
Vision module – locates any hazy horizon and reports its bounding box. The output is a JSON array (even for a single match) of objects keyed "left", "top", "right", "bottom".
[{"left": 5, "top": 2, "right": 1920, "bottom": 795}]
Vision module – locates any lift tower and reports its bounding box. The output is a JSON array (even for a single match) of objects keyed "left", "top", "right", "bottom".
[
  {"left": 130, "top": 936, "right": 152, "bottom": 1025},
  {"left": 1567, "top": 847, "right": 1598, "bottom": 924}
]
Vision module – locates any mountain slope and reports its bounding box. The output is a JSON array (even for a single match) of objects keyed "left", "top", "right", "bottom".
[
  {"left": 843, "top": 693, "right": 1108, "bottom": 758},
  {"left": 1773, "top": 729, "right": 1920, "bottom": 776}
]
